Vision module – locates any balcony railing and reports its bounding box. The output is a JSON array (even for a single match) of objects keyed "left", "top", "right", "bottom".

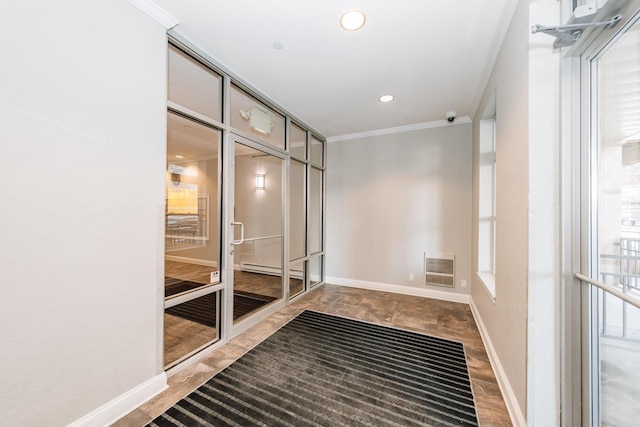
[{"left": 599, "top": 237, "right": 640, "bottom": 340}]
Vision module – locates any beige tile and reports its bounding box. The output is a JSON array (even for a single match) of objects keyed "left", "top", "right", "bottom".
[
  {"left": 115, "top": 283, "right": 511, "bottom": 427},
  {"left": 139, "top": 362, "right": 217, "bottom": 419},
  {"left": 390, "top": 310, "right": 439, "bottom": 333},
  {"left": 110, "top": 409, "right": 151, "bottom": 427},
  {"left": 472, "top": 379, "right": 513, "bottom": 426}
]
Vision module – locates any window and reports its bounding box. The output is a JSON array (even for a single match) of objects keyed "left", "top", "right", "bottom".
[{"left": 478, "top": 95, "right": 496, "bottom": 300}]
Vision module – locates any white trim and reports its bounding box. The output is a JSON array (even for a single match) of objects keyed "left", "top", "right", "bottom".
[
  {"left": 326, "top": 117, "right": 472, "bottom": 143},
  {"left": 325, "top": 276, "right": 470, "bottom": 304},
  {"left": 127, "top": 0, "right": 179, "bottom": 29},
  {"left": 165, "top": 255, "right": 218, "bottom": 268},
  {"left": 476, "top": 271, "right": 497, "bottom": 302},
  {"left": 469, "top": 298, "right": 526, "bottom": 427},
  {"left": 67, "top": 372, "right": 167, "bottom": 427}
]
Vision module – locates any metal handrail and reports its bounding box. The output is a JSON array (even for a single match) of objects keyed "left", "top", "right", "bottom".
[
  {"left": 243, "top": 234, "right": 282, "bottom": 242},
  {"left": 575, "top": 273, "right": 640, "bottom": 310}
]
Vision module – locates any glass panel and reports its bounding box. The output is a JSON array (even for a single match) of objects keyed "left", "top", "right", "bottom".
[
  {"left": 309, "top": 167, "right": 323, "bottom": 253},
  {"left": 230, "top": 85, "right": 285, "bottom": 149},
  {"left": 310, "top": 135, "right": 324, "bottom": 166},
  {"left": 289, "top": 261, "right": 305, "bottom": 298},
  {"left": 166, "top": 112, "right": 221, "bottom": 292},
  {"left": 164, "top": 291, "right": 219, "bottom": 368},
  {"left": 290, "top": 159, "right": 306, "bottom": 260},
  {"left": 594, "top": 18, "right": 640, "bottom": 426},
  {"left": 168, "top": 45, "right": 222, "bottom": 121},
  {"left": 164, "top": 111, "right": 221, "bottom": 367},
  {"left": 233, "top": 142, "right": 283, "bottom": 323},
  {"left": 310, "top": 256, "right": 322, "bottom": 288},
  {"left": 290, "top": 122, "right": 307, "bottom": 159},
  {"left": 596, "top": 288, "right": 640, "bottom": 425}
]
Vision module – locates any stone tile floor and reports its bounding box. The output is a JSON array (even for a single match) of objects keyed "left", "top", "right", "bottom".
[{"left": 113, "top": 284, "right": 512, "bottom": 426}]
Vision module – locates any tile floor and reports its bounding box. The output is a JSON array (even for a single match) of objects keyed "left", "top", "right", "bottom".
[{"left": 114, "top": 284, "right": 512, "bottom": 426}]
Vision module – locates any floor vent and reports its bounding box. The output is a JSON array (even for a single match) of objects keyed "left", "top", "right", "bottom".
[{"left": 424, "top": 253, "right": 455, "bottom": 287}]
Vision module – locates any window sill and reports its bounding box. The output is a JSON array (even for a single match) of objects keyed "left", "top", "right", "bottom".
[{"left": 476, "top": 272, "right": 496, "bottom": 303}]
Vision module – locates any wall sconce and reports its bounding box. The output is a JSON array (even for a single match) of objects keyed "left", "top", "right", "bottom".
[{"left": 255, "top": 174, "right": 265, "bottom": 190}]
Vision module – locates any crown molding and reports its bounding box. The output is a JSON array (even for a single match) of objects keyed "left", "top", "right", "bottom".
[
  {"left": 326, "top": 116, "right": 472, "bottom": 143},
  {"left": 128, "top": 0, "right": 179, "bottom": 30}
]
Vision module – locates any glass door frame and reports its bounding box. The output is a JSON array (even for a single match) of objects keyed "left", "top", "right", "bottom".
[
  {"left": 224, "top": 132, "right": 289, "bottom": 339},
  {"left": 566, "top": 2, "right": 640, "bottom": 424},
  {"left": 164, "top": 33, "right": 327, "bottom": 370}
]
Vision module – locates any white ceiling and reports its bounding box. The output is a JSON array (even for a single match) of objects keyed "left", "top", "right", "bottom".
[{"left": 154, "top": 0, "right": 515, "bottom": 138}]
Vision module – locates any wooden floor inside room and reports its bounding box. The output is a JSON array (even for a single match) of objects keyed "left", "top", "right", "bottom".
[{"left": 115, "top": 283, "right": 513, "bottom": 426}]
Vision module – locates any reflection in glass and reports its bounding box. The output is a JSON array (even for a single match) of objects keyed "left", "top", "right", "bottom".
[
  {"left": 310, "top": 167, "right": 323, "bottom": 254},
  {"left": 597, "top": 289, "right": 640, "bottom": 424},
  {"left": 310, "top": 136, "right": 324, "bottom": 166},
  {"left": 168, "top": 45, "right": 222, "bottom": 121},
  {"left": 233, "top": 142, "right": 284, "bottom": 323},
  {"left": 164, "top": 291, "right": 219, "bottom": 368},
  {"left": 310, "top": 256, "right": 322, "bottom": 287},
  {"left": 230, "top": 85, "right": 285, "bottom": 149},
  {"left": 290, "top": 122, "right": 307, "bottom": 159},
  {"left": 594, "top": 19, "right": 640, "bottom": 426},
  {"left": 164, "top": 111, "right": 221, "bottom": 368},
  {"left": 166, "top": 112, "right": 221, "bottom": 267},
  {"left": 290, "top": 159, "right": 306, "bottom": 260},
  {"left": 289, "top": 261, "right": 305, "bottom": 298}
]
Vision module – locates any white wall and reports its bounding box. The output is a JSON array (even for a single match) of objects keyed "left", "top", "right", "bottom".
[
  {"left": 471, "top": 0, "right": 561, "bottom": 424},
  {"left": 527, "top": 0, "right": 561, "bottom": 424},
  {"left": 471, "top": 0, "right": 529, "bottom": 419},
  {"left": 0, "top": 2, "right": 167, "bottom": 425},
  {"left": 326, "top": 124, "right": 472, "bottom": 295}
]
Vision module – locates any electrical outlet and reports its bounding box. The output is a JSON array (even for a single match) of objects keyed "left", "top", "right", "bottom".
[
  {"left": 461, "top": 279, "right": 467, "bottom": 288},
  {"left": 409, "top": 273, "right": 415, "bottom": 281}
]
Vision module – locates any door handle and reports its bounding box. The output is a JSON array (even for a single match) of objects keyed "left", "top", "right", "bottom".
[{"left": 231, "top": 222, "right": 244, "bottom": 245}]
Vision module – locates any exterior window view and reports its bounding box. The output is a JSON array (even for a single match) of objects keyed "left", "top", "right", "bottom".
[
  {"left": 4, "top": 1, "right": 640, "bottom": 427},
  {"left": 594, "top": 19, "right": 640, "bottom": 424}
]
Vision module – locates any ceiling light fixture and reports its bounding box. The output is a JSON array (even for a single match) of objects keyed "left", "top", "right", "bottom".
[
  {"left": 379, "top": 95, "right": 395, "bottom": 103},
  {"left": 175, "top": 155, "right": 184, "bottom": 159},
  {"left": 340, "top": 10, "right": 366, "bottom": 31}
]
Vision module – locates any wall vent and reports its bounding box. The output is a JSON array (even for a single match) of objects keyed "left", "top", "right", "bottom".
[{"left": 424, "top": 253, "right": 455, "bottom": 287}]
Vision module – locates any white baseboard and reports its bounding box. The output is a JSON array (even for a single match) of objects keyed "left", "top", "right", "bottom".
[
  {"left": 325, "top": 276, "right": 470, "bottom": 304},
  {"left": 165, "top": 255, "right": 218, "bottom": 268},
  {"left": 469, "top": 298, "right": 525, "bottom": 427},
  {"left": 68, "top": 372, "right": 167, "bottom": 427}
]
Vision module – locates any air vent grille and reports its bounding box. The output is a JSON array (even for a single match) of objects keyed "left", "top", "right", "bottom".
[{"left": 424, "top": 253, "right": 455, "bottom": 287}]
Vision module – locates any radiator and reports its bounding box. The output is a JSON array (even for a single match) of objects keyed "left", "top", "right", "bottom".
[
  {"left": 239, "top": 262, "right": 303, "bottom": 279},
  {"left": 424, "top": 253, "right": 455, "bottom": 287}
]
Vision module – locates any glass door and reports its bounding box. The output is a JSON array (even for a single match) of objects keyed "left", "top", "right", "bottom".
[
  {"left": 163, "top": 44, "right": 225, "bottom": 369},
  {"left": 163, "top": 111, "right": 223, "bottom": 369},
  {"left": 583, "top": 7, "right": 640, "bottom": 425},
  {"left": 228, "top": 136, "right": 286, "bottom": 334}
]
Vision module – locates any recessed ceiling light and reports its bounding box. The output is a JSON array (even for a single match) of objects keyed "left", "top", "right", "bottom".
[
  {"left": 379, "top": 95, "right": 395, "bottom": 103},
  {"left": 272, "top": 41, "right": 283, "bottom": 50},
  {"left": 175, "top": 155, "right": 184, "bottom": 159},
  {"left": 340, "top": 10, "right": 366, "bottom": 31}
]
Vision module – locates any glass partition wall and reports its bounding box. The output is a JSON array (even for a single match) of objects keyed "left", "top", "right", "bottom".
[{"left": 164, "top": 39, "right": 325, "bottom": 368}]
